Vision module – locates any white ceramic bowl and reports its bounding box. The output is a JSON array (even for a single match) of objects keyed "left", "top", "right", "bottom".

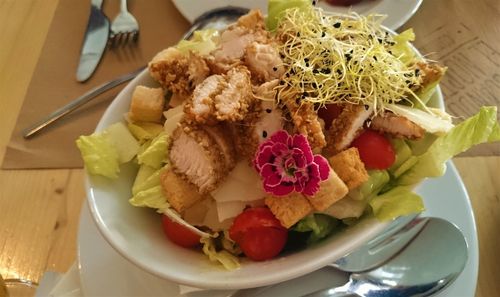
[{"left": 85, "top": 45, "right": 444, "bottom": 291}]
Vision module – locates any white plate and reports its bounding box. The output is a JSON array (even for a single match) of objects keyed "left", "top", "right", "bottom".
[
  {"left": 172, "top": 0, "right": 423, "bottom": 30},
  {"left": 77, "top": 162, "right": 478, "bottom": 297}
]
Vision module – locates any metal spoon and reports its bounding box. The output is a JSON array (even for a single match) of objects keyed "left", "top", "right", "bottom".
[
  {"left": 22, "top": 6, "right": 249, "bottom": 139},
  {"left": 305, "top": 217, "right": 468, "bottom": 297}
]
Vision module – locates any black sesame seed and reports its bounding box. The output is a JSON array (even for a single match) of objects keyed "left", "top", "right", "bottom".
[
  {"left": 333, "top": 22, "right": 341, "bottom": 28},
  {"left": 295, "top": 98, "right": 301, "bottom": 104},
  {"left": 415, "top": 68, "right": 420, "bottom": 76},
  {"left": 312, "top": 0, "right": 317, "bottom": 5},
  {"left": 312, "top": 82, "right": 317, "bottom": 88},
  {"left": 305, "top": 62, "right": 309, "bottom": 67},
  {"left": 321, "top": 32, "right": 326, "bottom": 37},
  {"left": 337, "top": 69, "right": 342, "bottom": 75},
  {"left": 364, "top": 105, "right": 369, "bottom": 110},
  {"left": 321, "top": 68, "right": 331, "bottom": 74},
  {"left": 266, "top": 108, "right": 272, "bottom": 113},
  {"left": 313, "top": 69, "right": 319, "bottom": 74},
  {"left": 405, "top": 80, "right": 411, "bottom": 84},
  {"left": 262, "top": 131, "right": 268, "bottom": 138},
  {"left": 273, "top": 67, "right": 278, "bottom": 71},
  {"left": 373, "top": 56, "right": 378, "bottom": 61},
  {"left": 304, "top": 58, "right": 309, "bottom": 62}
]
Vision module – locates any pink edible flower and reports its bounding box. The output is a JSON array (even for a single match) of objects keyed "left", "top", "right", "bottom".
[{"left": 254, "top": 130, "right": 330, "bottom": 196}]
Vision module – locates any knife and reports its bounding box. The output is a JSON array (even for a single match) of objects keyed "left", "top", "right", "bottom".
[{"left": 76, "top": 0, "right": 110, "bottom": 82}]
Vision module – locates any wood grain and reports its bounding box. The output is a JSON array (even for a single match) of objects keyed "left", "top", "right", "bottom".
[{"left": 0, "top": 1, "right": 498, "bottom": 297}]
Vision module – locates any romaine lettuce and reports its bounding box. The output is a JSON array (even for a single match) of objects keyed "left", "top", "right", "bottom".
[
  {"left": 391, "top": 29, "right": 416, "bottom": 65},
  {"left": 369, "top": 186, "right": 425, "bottom": 221},
  {"left": 76, "top": 133, "right": 119, "bottom": 179},
  {"left": 201, "top": 237, "right": 240, "bottom": 270},
  {"left": 104, "top": 122, "right": 140, "bottom": 163},
  {"left": 137, "top": 132, "right": 169, "bottom": 169},
  {"left": 293, "top": 214, "right": 339, "bottom": 244},
  {"left": 397, "top": 106, "right": 500, "bottom": 185},
  {"left": 176, "top": 29, "right": 219, "bottom": 55},
  {"left": 127, "top": 122, "right": 164, "bottom": 144},
  {"left": 267, "top": 0, "right": 312, "bottom": 31}
]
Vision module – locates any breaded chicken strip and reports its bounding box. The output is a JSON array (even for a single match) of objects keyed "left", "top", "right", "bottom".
[
  {"left": 415, "top": 62, "right": 446, "bottom": 89},
  {"left": 207, "top": 10, "right": 269, "bottom": 74},
  {"left": 244, "top": 42, "right": 285, "bottom": 83},
  {"left": 148, "top": 47, "right": 209, "bottom": 96},
  {"left": 184, "top": 67, "right": 253, "bottom": 124},
  {"left": 370, "top": 112, "right": 425, "bottom": 139},
  {"left": 324, "top": 104, "right": 372, "bottom": 156},
  {"left": 282, "top": 98, "right": 326, "bottom": 151},
  {"left": 170, "top": 121, "right": 235, "bottom": 193}
]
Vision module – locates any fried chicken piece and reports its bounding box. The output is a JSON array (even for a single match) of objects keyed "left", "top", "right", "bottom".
[
  {"left": 184, "top": 74, "right": 226, "bottom": 124},
  {"left": 283, "top": 99, "right": 326, "bottom": 151},
  {"left": 415, "top": 62, "right": 446, "bottom": 89},
  {"left": 230, "top": 80, "right": 284, "bottom": 161},
  {"left": 184, "top": 67, "right": 253, "bottom": 124},
  {"left": 207, "top": 10, "right": 269, "bottom": 74},
  {"left": 324, "top": 104, "right": 372, "bottom": 156},
  {"left": 169, "top": 122, "right": 233, "bottom": 193},
  {"left": 370, "top": 112, "right": 425, "bottom": 140},
  {"left": 214, "top": 67, "right": 253, "bottom": 121},
  {"left": 148, "top": 47, "right": 210, "bottom": 96},
  {"left": 202, "top": 123, "right": 237, "bottom": 172},
  {"left": 244, "top": 42, "right": 285, "bottom": 83}
]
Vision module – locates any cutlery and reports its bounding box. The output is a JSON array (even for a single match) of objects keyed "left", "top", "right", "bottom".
[
  {"left": 23, "top": 6, "right": 249, "bottom": 138},
  {"left": 307, "top": 217, "right": 468, "bottom": 297},
  {"left": 76, "top": 0, "right": 110, "bottom": 82},
  {"left": 109, "top": 0, "right": 139, "bottom": 46}
]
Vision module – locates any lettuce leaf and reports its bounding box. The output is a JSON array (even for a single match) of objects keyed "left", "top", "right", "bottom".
[
  {"left": 129, "top": 185, "right": 169, "bottom": 209},
  {"left": 369, "top": 186, "right": 425, "bottom": 221},
  {"left": 391, "top": 29, "right": 416, "bottom": 65},
  {"left": 176, "top": 29, "right": 219, "bottom": 55},
  {"left": 128, "top": 122, "right": 164, "bottom": 144},
  {"left": 76, "top": 134, "right": 119, "bottom": 179},
  {"left": 350, "top": 170, "right": 391, "bottom": 201},
  {"left": 267, "top": 0, "right": 312, "bottom": 31},
  {"left": 398, "top": 106, "right": 500, "bottom": 185},
  {"left": 132, "top": 165, "right": 166, "bottom": 196},
  {"left": 292, "top": 214, "right": 339, "bottom": 244},
  {"left": 201, "top": 237, "right": 240, "bottom": 270},
  {"left": 385, "top": 104, "right": 454, "bottom": 135},
  {"left": 105, "top": 122, "right": 140, "bottom": 163},
  {"left": 137, "top": 132, "right": 169, "bottom": 169}
]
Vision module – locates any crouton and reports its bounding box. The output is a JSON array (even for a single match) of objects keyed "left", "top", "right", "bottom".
[
  {"left": 265, "top": 193, "right": 312, "bottom": 228},
  {"left": 304, "top": 168, "right": 349, "bottom": 211},
  {"left": 129, "top": 86, "right": 165, "bottom": 123},
  {"left": 328, "top": 148, "right": 369, "bottom": 190},
  {"left": 160, "top": 167, "right": 205, "bottom": 213}
]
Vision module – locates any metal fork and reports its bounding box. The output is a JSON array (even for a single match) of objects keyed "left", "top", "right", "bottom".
[{"left": 110, "top": 0, "right": 139, "bottom": 46}]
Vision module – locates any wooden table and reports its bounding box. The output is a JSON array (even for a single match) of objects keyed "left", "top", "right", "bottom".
[{"left": 0, "top": 0, "right": 498, "bottom": 296}]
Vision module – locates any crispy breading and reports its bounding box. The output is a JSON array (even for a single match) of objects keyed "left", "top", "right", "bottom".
[
  {"left": 160, "top": 167, "right": 206, "bottom": 213},
  {"left": 324, "top": 104, "right": 372, "bottom": 156},
  {"left": 328, "top": 148, "right": 369, "bottom": 190},
  {"left": 148, "top": 47, "right": 209, "bottom": 95},
  {"left": 214, "top": 67, "right": 253, "bottom": 121},
  {"left": 207, "top": 10, "right": 269, "bottom": 74},
  {"left": 228, "top": 100, "right": 262, "bottom": 161},
  {"left": 265, "top": 193, "right": 313, "bottom": 228},
  {"left": 282, "top": 99, "right": 326, "bottom": 150},
  {"left": 184, "top": 67, "right": 254, "bottom": 124},
  {"left": 128, "top": 86, "right": 165, "bottom": 123},
  {"left": 244, "top": 42, "right": 285, "bottom": 83},
  {"left": 304, "top": 168, "right": 349, "bottom": 211},
  {"left": 169, "top": 123, "right": 228, "bottom": 193},
  {"left": 370, "top": 112, "right": 425, "bottom": 140},
  {"left": 416, "top": 62, "right": 446, "bottom": 89}
]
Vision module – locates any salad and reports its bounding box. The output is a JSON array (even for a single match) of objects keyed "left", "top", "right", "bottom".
[{"left": 77, "top": 0, "right": 499, "bottom": 269}]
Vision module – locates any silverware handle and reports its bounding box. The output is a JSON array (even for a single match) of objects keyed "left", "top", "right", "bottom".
[
  {"left": 302, "top": 284, "right": 353, "bottom": 297},
  {"left": 23, "top": 66, "right": 145, "bottom": 138}
]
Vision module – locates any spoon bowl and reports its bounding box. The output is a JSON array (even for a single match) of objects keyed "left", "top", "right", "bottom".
[{"left": 306, "top": 217, "right": 468, "bottom": 297}]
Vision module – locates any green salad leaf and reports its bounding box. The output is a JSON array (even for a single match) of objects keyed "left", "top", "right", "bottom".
[
  {"left": 390, "top": 29, "right": 416, "bottom": 65},
  {"left": 105, "top": 122, "right": 140, "bottom": 163},
  {"left": 129, "top": 185, "right": 169, "bottom": 209},
  {"left": 76, "top": 133, "right": 119, "bottom": 179},
  {"left": 397, "top": 106, "right": 500, "bottom": 185},
  {"left": 177, "top": 29, "right": 219, "bottom": 55},
  {"left": 369, "top": 186, "right": 425, "bottom": 220},
  {"left": 128, "top": 122, "right": 164, "bottom": 144},
  {"left": 137, "top": 132, "right": 169, "bottom": 169},
  {"left": 292, "top": 214, "right": 339, "bottom": 244},
  {"left": 201, "top": 236, "right": 240, "bottom": 270},
  {"left": 267, "top": 0, "right": 311, "bottom": 31}
]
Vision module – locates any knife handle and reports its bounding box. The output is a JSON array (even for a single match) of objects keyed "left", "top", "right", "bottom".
[{"left": 23, "top": 66, "right": 145, "bottom": 139}]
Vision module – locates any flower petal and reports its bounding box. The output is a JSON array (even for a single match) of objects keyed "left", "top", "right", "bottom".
[
  {"left": 270, "top": 130, "right": 290, "bottom": 145},
  {"left": 255, "top": 146, "right": 274, "bottom": 170},
  {"left": 302, "top": 176, "right": 321, "bottom": 196},
  {"left": 314, "top": 155, "right": 330, "bottom": 181},
  {"left": 271, "top": 142, "right": 289, "bottom": 156},
  {"left": 292, "top": 148, "right": 307, "bottom": 168},
  {"left": 265, "top": 182, "right": 294, "bottom": 196},
  {"left": 292, "top": 134, "right": 313, "bottom": 163}
]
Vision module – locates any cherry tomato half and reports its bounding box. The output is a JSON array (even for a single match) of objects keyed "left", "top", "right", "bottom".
[
  {"left": 351, "top": 129, "right": 395, "bottom": 170},
  {"left": 229, "top": 207, "right": 288, "bottom": 261},
  {"left": 318, "top": 104, "right": 343, "bottom": 130},
  {"left": 161, "top": 215, "right": 201, "bottom": 248}
]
